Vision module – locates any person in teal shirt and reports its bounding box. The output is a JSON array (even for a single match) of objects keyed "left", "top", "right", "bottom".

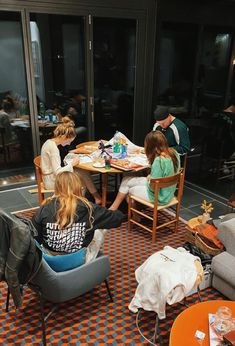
[{"left": 109, "top": 131, "right": 180, "bottom": 210}]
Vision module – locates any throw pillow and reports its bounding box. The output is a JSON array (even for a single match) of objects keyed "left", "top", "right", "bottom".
[{"left": 43, "top": 247, "right": 87, "bottom": 272}]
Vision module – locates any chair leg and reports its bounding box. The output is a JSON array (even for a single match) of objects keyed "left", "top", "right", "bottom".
[
  {"left": 37, "top": 291, "right": 47, "bottom": 346},
  {"left": 197, "top": 286, "right": 202, "bottom": 302},
  {"left": 153, "top": 313, "right": 159, "bottom": 344},
  {"left": 174, "top": 205, "right": 180, "bottom": 232},
  {"left": 38, "top": 191, "right": 44, "bottom": 206},
  {"left": 6, "top": 287, "right": 10, "bottom": 312},
  {"left": 127, "top": 197, "right": 132, "bottom": 232},
  {"left": 152, "top": 208, "right": 158, "bottom": 243},
  {"left": 104, "top": 279, "right": 113, "bottom": 302}
]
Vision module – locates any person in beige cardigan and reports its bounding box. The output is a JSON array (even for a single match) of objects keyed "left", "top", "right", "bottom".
[{"left": 41, "top": 117, "right": 102, "bottom": 204}]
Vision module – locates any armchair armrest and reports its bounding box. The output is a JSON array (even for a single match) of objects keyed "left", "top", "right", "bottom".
[{"left": 218, "top": 218, "right": 235, "bottom": 256}]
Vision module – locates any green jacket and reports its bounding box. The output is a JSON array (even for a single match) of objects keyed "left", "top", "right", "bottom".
[{"left": 153, "top": 118, "right": 190, "bottom": 155}]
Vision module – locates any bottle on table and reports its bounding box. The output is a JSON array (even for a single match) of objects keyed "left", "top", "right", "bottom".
[
  {"left": 113, "top": 131, "right": 121, "bottom": 154},
  {"left": 120, "top": 137, "right": 127, "bottom": 158},
  {"left": 104, "top": 155, "right": 111, "bottom": 170}
]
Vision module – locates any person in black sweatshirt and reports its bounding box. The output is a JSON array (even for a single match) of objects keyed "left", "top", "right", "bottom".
[{"left": 32, "top": 171, "right": 124, "bottom": 254}]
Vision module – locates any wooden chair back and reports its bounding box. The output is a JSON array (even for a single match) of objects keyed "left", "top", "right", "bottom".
[
  {"left": 33, "top": 155, "right": 44, "bottom": 205},
  {"left": 128, "top": 168, "right": 185, "bottom": 243},
  {"left": 150, "top": 169, "right": 184, "bottom": 209}
]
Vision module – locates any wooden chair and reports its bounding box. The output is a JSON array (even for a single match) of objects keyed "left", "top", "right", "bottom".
[
  {"left": 33, "top": 155, "right": 54, "bottom": 205},
  {"left": 128, "top": 170, "right": 185, "bottom": 243}
]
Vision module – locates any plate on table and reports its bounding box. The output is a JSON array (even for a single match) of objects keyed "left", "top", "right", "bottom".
[{"left": 93, "top": 162, "right": 105, "bottom": 168}]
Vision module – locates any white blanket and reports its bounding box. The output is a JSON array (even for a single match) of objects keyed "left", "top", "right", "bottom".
[{"left": 129, "top": 246, "right": 200, "bottom": 319}]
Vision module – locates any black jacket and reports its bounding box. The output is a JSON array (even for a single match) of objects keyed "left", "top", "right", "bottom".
[
  {"left": 0, "top": 210, "right": 42, "bottom": 308},
  {"left": 32, "top": 199, "right": 124, "bottom": 254}
]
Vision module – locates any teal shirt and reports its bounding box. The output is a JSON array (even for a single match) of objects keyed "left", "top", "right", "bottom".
[{"left": 146, "top": 153, "right": 180, "bottom": 204}]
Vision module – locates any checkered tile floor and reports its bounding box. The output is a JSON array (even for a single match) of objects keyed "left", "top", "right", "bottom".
[{"left": 0, "top": 209, "right": 224, "bottom": 345}]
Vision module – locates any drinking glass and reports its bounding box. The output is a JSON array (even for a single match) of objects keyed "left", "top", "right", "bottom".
[{"left": 212, "top": 306, "right": 233, "bottom": 337}]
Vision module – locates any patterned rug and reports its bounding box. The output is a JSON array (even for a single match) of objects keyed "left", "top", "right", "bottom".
[{"left": 0, "top": 209, "right": 224, "bottom": 345}]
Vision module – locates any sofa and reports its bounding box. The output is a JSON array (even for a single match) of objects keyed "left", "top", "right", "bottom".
[{"left": 212, "top": 214, "right": 235, "bottom": 300}]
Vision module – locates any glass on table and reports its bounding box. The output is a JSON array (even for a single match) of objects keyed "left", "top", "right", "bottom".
[{"left": 212, "top": 306, "right": 233, "bottom": 337}]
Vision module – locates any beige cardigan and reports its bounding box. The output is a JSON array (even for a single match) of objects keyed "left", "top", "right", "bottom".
[{"left": 41, "top": 139, "right": 73, "bottom": 189}]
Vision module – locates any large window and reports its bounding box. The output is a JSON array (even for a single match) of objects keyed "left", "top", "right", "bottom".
[
  {"left": 156, "top": 22, "right": 197, "bottom": 118},
  {"left": 0, "top": 11, "right": 34, "bottom": 187},
  {"left": 93, "top": 18, "right": 136, "bottom": 140},
  {"left": 197, "top": 28, "right": 232, "bottom": 113},
  {"left": 29, "top": 13, "right": 87, "bottom": 146}
]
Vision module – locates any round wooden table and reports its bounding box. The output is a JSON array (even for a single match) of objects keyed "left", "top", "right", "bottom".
[
  {"left": 169, "top": 300, "right": 235, "bottom": 346},
  {"left": 75, "top": 161, "right": 122, "bottom": 207},
  {"left": 73, "top": 140, "right": 147, "bottom": 207}
]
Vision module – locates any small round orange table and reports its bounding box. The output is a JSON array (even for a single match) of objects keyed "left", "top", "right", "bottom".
[{"left": 170, "top": 300, "right": 235, "bottom": 346}]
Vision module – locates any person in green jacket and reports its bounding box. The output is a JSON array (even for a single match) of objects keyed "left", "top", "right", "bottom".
[
  {"left": 109, "top": 130, "right": 180, "bottom": 210},
  {"left": 153, "top": 105, "right": 190, "bottom": 155}
]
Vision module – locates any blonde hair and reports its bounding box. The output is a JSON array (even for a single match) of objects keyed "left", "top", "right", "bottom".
[
  {"left": 53, "top": 116, "right": 76, "bottom": 139},
  {"left": 144, "top": 130, "right": 179, "bottom": 173},
  {"left": 43, "top": 171, "right": 93, "bottom": 230}
]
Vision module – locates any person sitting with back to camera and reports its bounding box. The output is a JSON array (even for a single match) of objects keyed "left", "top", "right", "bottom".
[
  {"left": 40, "top": 116, "right": 102, "bottom": 204},
  {"left": 32, "top": 171, "right": 124, "bottom": 255},
  {"left": 109, "top": 130, "right": 180, "bottom": 211},
  {"left": 153, "top": 105, "right": 190, "bottom": 155}
]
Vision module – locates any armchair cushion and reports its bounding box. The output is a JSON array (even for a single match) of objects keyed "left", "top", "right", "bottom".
[
  {"left": 218, "top": 218, "right": 235, "bottom": 256},
  {"left": 30, "top": 253, "right": 111, "bottom": 303},
  {"left": 42, "top": 247, "right": 87, "bottom": 272}
]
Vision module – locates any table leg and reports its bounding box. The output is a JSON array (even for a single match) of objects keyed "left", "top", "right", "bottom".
[{"left": 101, "top": 173, "right": 108, "bottom": 207}]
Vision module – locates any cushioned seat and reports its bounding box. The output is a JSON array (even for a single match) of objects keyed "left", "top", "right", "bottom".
[
  {"left": 212, "top": 216, "right": 235, "bottom": 300},
  {"left": 6, "top": 251, "right": 112, "bottom": 346},
  {"left": 212, "top": 252, "right": 235, "bottom": 288},
  {"left": 30, "top": 252, "right": 111, "bottom": 303}
]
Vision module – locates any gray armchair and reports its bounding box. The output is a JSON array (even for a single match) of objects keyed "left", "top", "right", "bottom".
[
  {"left": 6, "top": 252, "right": 112, "bottom": 346},
  {"left": 212, "top": 214, "right": 235, "bottom": 300}
]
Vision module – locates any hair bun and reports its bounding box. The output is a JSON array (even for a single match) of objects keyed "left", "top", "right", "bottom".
[{"left": 62, "top": 116, "right": 74, "bottom": 127}]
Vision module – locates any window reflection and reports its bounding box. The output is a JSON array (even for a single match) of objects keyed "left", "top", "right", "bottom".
[
  {"left": 197, "top": 29, "right": 231, "bottom": 115},
  {"left": 93, "top": 18, "right": 136, "bottom": 140},
  {"left": 29, "top": 13, "right": 87, "bottom": 146},
  {"left": 0, "top": 11, "right": 33, "bottom": 188},
  {"left": 156, "top": 22, "right": 197, "bottom": 117}
]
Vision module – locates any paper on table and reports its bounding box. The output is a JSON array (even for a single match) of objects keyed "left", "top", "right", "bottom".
[
  {"left": 78, "top": 155, "right": 93, "bottom": 164},
  {"left": 64, "top": 153, "right": 93, "bottom": 165},
  {"left": 107, "top": 132, "right": 142, "bottom": 150},
  {"left": 128, "top": 155, "right": 149, "bottom": 167},
  {"left": 208, "top": 313, "right": 222, "bottom": 346}
]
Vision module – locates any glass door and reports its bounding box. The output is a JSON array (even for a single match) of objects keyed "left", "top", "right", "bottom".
[
  {"left": 0, "top": 10, "right": 34, "bottom": 188},
  {"left": 29, "top": 13, "right": 87, "bottom": 148},
  {"left": 92, "top": 18, "right": 136, "bottom": 141}
]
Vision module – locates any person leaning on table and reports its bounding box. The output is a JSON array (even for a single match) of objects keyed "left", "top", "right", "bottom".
[
  {"left": 40, "top": 116, "right": 102, "bottom": 204},
  {"left": 153, "top": 105, "right": 190, "bottom": 155},
  {"left": 109, "top": 130, "right": 180, "bottom": 211}
]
